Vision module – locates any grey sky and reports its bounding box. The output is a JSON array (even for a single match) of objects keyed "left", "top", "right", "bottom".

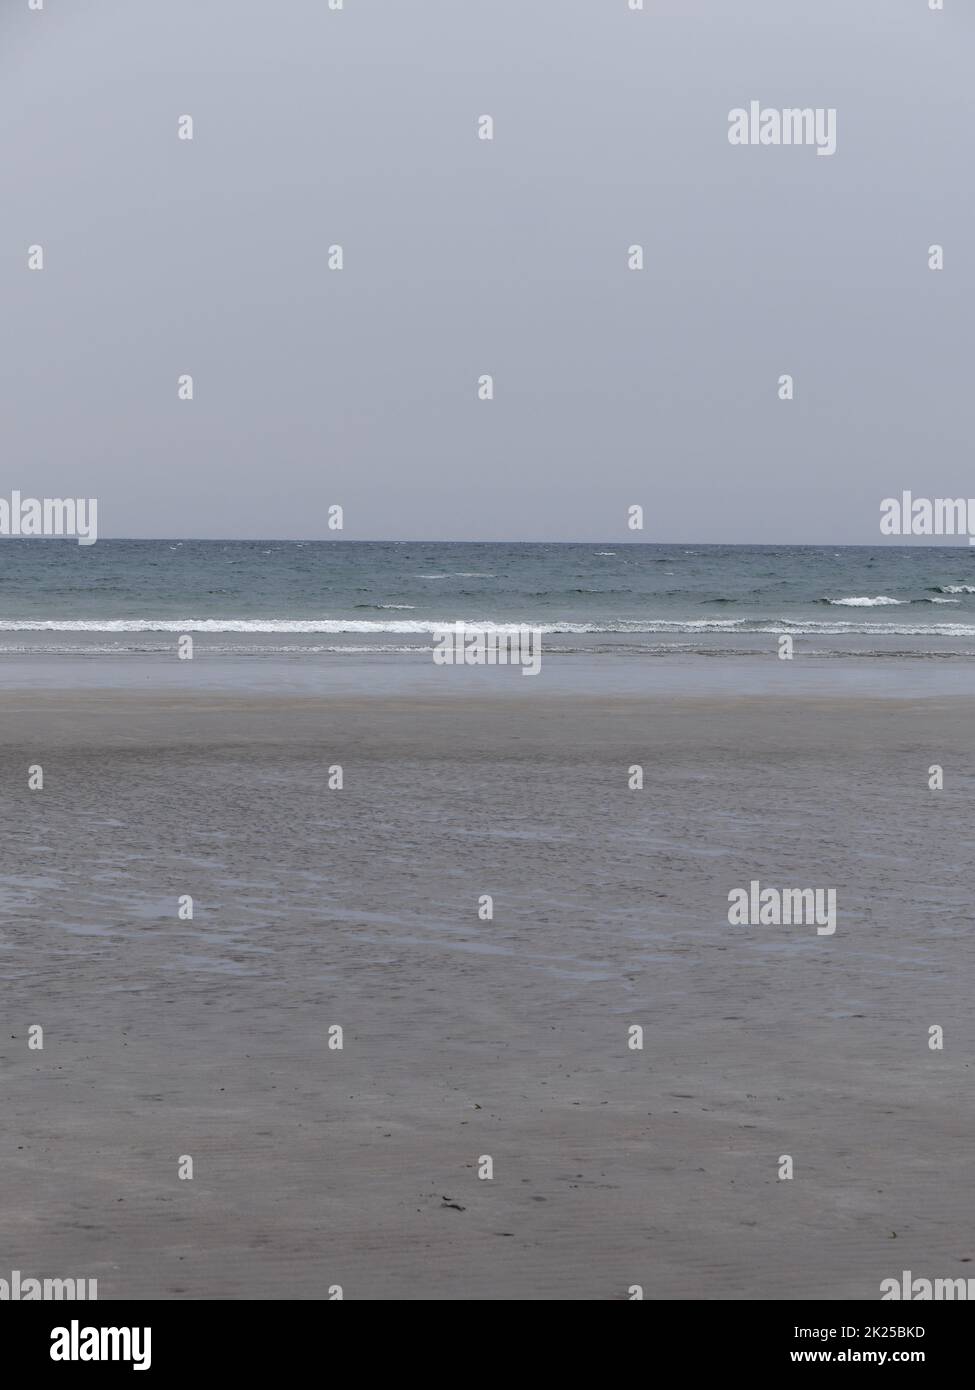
[{"left": 3, "top": 0, "right": 972, "bottom": 542}]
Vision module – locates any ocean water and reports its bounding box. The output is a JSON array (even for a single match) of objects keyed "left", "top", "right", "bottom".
[{"left": 0, "top": 539, "right": 974, "bottom": 658}]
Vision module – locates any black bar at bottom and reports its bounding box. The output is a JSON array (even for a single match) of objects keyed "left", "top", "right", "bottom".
[{"left": 0, "top": 1299, "right": 965, "bottom": 1375}]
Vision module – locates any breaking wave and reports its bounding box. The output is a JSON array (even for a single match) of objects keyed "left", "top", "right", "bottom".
[{"left": 3, "top": 616, "right": 975, "bottom": 638}]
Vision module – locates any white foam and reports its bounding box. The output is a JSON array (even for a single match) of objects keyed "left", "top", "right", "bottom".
[
  {"left": 824, "top": 596, "right": 905, "bottom": 607},
  {"left": 3, "top": 616, "right": 975, "bottom": 638}
]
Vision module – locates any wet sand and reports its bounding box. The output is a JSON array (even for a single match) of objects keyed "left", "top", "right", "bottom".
[{"left": 2, "top": 683, "right": 974, "bottom": 1299}]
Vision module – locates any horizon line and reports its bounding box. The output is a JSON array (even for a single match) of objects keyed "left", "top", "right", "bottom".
[{"left": 2, "top": 538, "right": 973, "bottom": 550}]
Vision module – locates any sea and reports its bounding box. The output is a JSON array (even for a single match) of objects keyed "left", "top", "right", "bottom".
[{"left": 0, "top": 540, "right": 973, "bottom": 663}]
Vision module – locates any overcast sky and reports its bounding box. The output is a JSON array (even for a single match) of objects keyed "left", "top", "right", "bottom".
[{"left": 2, "top": 0, "right": 972, "bottom": 542}]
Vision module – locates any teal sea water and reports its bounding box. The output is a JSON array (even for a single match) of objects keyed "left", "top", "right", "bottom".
[{"left": 1, "top": 539, "right": 974, "bottom": 656}]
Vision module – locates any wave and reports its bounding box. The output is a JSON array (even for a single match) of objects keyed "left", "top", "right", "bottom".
[
  {"left": 0, "top": 642, "right": 430, "bottom": 656},
  {"left": 936, "top": 584, "right": 975, "bottom": 594},
  {"left": 826, "top": 594, "right": 964, "bottom": 607},
  {"left": 822, "top": 596, "right": 905, "bottom": 607},
  {"left": 2, "top": 616, "right": 975, "bottom": 638}
]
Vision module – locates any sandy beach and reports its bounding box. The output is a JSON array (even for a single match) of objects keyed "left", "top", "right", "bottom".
[{"left": 3, "top": 675, "right": 973, "bottom": 1299}]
